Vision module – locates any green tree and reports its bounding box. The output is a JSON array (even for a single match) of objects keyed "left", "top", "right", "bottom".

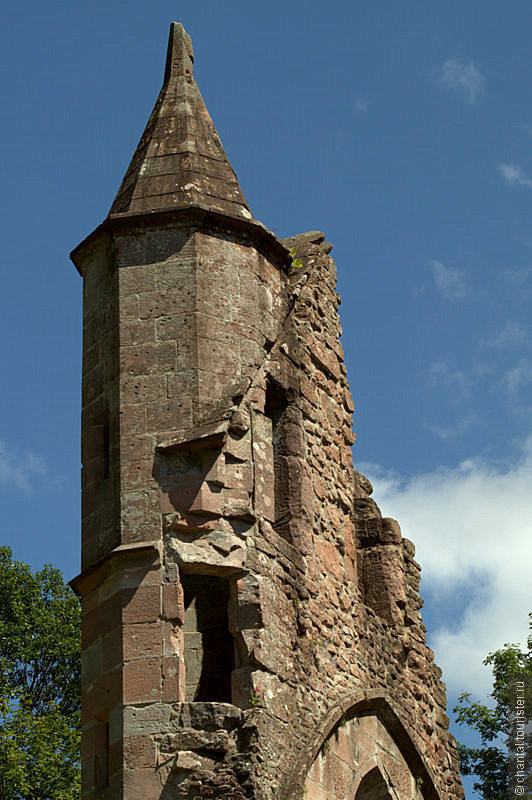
[
  {"left": 0, "top": 546, "right": 81, "bottom": 800},
  {"left": 454, "top": 615, "right": 531, "bottom": 800}
]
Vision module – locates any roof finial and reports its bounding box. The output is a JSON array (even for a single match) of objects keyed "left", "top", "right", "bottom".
[{"left": 164, "top": 22, "right": 194, "bottom": 84}]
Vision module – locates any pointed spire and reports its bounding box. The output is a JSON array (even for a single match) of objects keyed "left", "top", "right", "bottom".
[
  {"left": 163, "top": 22, "right": 194, "bottom": 83},
  {"left": 109, "top": 23, "right": 253, "bottom": 221}
]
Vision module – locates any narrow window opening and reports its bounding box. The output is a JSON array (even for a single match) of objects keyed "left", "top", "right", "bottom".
[
  {"left": 94, "top": 716, "right": 110, "bottom": 790},
  {"left": 265, "top": 382, "right": 289, "bottom": 537},
  {"left": 92, "top": 412, "right": 110, "bottom": 483},
  {"left": 182, "top": 574, "right": 234, "bottom": 702},
  {"left": 102, "top": 421, "right": 110, "bottom": 480}
]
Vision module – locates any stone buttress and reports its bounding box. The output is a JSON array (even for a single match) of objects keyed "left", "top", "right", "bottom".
[{"left": 70, "top": 22, "right": 465, "bottom": 800}]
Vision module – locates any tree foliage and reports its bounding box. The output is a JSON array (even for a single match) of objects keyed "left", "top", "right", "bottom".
[
  {"left": 454, "top": 615, "right": 532, "bottom": 800},
  {"left": 0, "top": 546, "right": 81, "bottom": 800}
]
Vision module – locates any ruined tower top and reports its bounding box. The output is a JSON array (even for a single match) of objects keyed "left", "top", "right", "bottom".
[
  {"left": 109, "top": 22, "right": 253, "bottom": 222},
  {"left": 72, "top": 22, "right": 464, "bottom": 800}
]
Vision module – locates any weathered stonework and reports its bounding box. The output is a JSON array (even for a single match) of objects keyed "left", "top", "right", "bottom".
[{"left": 71, "top": 22, "right": 464, "bottom": 800}]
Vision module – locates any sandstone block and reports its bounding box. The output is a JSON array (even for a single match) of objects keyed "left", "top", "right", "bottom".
[
  {"left": 121, "top": 375, "right": 166, "bottom": 405},
  {"left": 166, "top": 529, "right": 245, "bottom": 570},
  {"left": 189, "top": 483, "right": 224, "bottom": 515},
  {"left": 162, "top": 655, "right": 184, "bottom": 702},
  {"left": 123, "top": 658, "right": 161, "bottom": 704},
  {"left": 119, "top": 318, "right": 155, "bottom": 347},
  {"left": 123, "top": 734, "right": 157, "bottom": 769},
  {"left": 123, "top": 622, "right": 163, "bottom": 660},
  {"left": 146, "top": 398, "right": 192, "bottom": 433},
  {"left": 123, "top": 767, "right": 162, "bottom": 796},
  {"left": 121, "top": 585, "right": 161, "bottom": 624},
  {"left": 162, "top": 583, "right": 185, "bottom": 623},
  {"left": 123, "top": 703, "right": 170, "bottom": 737},
  {"left": 176, "top": 702, "right": 243, "bottom": 732}
]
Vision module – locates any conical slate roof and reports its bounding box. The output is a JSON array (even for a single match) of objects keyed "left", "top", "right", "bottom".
[{"left": 109, "top": 23, "right": 253, "bottom": 221}]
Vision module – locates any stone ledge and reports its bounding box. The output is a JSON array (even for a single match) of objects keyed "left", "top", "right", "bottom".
[
  {"left": 157, "top": 419, "right": 229, "bottom": 452},
  {"left": 71, "top": 206, "right": 291, "bottom": 277},
  {"left": 70, "top": 540, "right": 161, "bottom": 598}
]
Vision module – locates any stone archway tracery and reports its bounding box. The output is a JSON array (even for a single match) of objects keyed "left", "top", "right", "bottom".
[
  {"left": 287, "top": 694, "right": 440, "bottom": 800},
  {"left": 302, "top": 713, "right": 417, "bottom": 799}
]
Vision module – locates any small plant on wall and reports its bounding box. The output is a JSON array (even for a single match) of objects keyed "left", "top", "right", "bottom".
[{"left": 249, "top": 687, "right": 263, "bottom": 708}]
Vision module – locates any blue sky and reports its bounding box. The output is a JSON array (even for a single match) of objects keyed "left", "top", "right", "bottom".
[{"left": 2, "top": 1, "right": 531, "bottom": 794}]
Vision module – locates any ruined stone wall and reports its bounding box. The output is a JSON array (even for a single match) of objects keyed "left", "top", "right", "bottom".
[
  {"left": 75, "top": 221, "right": 463, "bottom": 800},
  {"left": 268, "top": 232, "right": 463, "bottom": 800},
  {"left": 73, "top": 20, "right": 465, "bottom": 798}
]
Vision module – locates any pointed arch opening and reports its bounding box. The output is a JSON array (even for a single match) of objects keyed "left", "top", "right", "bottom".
[
  {"left": 356, "top": 766, "right": 394, "bottom": 800},
  {"left": 286, "top": 692, "right": 443, "bottom": 800}
]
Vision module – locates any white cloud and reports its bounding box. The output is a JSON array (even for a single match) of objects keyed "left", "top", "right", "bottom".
[
  {"left": 355, "top": 97, "right": 369, "bottom": 113},
  {"left": 501, "top": 359, "right": 532, "bottom": 395},
  {"left": 499, "top": 163, "right": 532, "bottom": 188},
  {"left": 440, "top": 58, "right": 484, "bottom": 103},
  {"left": 0, "top": 440, "right": 46, "bottom": 492},
  {"left": 489, "top": 320, "right": 528, "bottom": 348},
  {"left": 503, "top": 267, "right": 531, "bottom": 287},
  {"left": 428, "top": 259, "right": 468, "bottom": 299},
  {"left": 424, "top": 412, "right": 481, "bottom": 441},
  {"left": 425, "top": 361, "right": 490, "bottom": 438},
  {"left": 360, "top": 441, "right": 532, "bottom": 697},
  {"left": 429, "top": 360, "right": 472, "bottom": 396}
]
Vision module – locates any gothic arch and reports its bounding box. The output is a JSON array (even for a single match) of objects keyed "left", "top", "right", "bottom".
[{"left": 282, "top": 691, "right": 442, "bottom": 800}]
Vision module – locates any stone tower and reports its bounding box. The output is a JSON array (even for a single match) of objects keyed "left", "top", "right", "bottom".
[{"left": 71, "top": 22, "right": 464, "bottom": 800}]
